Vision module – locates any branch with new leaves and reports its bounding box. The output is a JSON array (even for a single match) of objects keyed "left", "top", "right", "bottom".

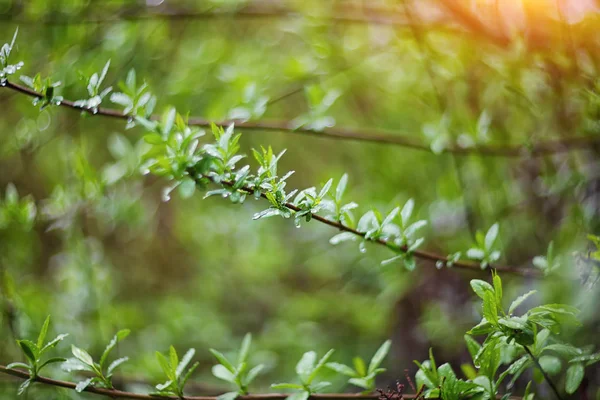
[
  {"left": 3, "top": 275, "right": 599, "bottom": 399},
  {"left": 0, "top": 30, "right": 560, "bottom": 277}
]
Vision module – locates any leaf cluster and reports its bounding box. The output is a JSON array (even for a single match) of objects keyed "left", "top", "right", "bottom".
[
  {"left": 210, "top": 333, "right": 264, "bottom": 400},
  {"left": 325, "top": 340, "right": 390, "bottom": 393},
  {"left": 271, "top": 349, "right": 335, "bottom": 400},
  {"left": 154, "top": 346, "right": 200, "bottom": 397},
  {"left": 7, "top": 316, "right": 68, "bottom": 394},
  {"left": 63, "top": 329, "right": 130, "bottom": 392}
]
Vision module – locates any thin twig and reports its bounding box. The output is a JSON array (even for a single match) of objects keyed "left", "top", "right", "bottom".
[
  {"left": 0, "top": 79, "right": 547, "bottom": 277},
  {"left": 523, "top": 346, "right": 564, "bottom": 400},
  {"left": 194, "top": 173, "right": 542, "bottom": 278},
  {"left": 0, "top": 3, "right": 453, "bottom": 32},
  {"left": 2, "top": 80, "right": 598, "bottom": 157},
  {"left": 0, "top": 365, "right": 425, "bottom": 400}
]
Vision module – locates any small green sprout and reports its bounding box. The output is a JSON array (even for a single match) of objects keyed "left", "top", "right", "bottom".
[
  {"left": 326, "top": 340, "right": 391, "bottom": 392},
  {"left": 7, "top": 316, "right": 68, "bottom": 395}
]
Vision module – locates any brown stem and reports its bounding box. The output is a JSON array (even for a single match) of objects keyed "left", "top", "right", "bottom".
[
  {"left": 0, "top": 365, "right": 423, "bottom": 400},
  {"left": 2, "top": 80, "right": 598, "bottom": 158},
  {"left": 193, "top": 172, "right": 542, "bottom": 278},
  {"left": 523, "top": 346, "right": 564, "bottom": 400},
  {"left": 0, "top": 78, "right": 545, "bottom": 277}
]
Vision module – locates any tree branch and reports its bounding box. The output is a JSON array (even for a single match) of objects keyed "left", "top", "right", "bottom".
[
  {"left": 194, "top": 173, "right": 542, "bottom": 278},
  {"left": 0, "top": 79, "right": 555, "bottom": 277},
  {"left": 0, "top": 365, "right": 425, "bottom": 400},
  {"left": 2, "top": 80, "right": 597, "bottom": 158},
  {"left": 523, "top": 346, "right": 564, "bottom": 400}
]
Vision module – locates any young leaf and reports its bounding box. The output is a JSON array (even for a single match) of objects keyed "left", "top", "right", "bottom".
[
  {"left": 296, "top": 351, "right": 317, "bottom": 383},
  {"left": 271, "top": 383, "right": 305, "bottom": 390},
  {"left": 238, "top": 333, "right": 252, "bottom": 365},
  {"left": 485, "top": 223, "right": 499, "bottom": 250},
  {"left": 156, "top": 351, "right": 174, "bottom": 380},
  {"left": 368, "top": 340, "right": 391, "bottom": 374},
  {"left": 36, "top": 316, "right": 50, "bottom": 350},
  {"left": 213, "top": 364, "right": 236, "bottom": 383},
  {"left": 326, "top": 362, "right": 357, "bottom": 377},
  {"left": 17, "top": 341, "right": 37, "bottom": 365},
  {"left": 176, "top": 348, "right": 195, "bottom": 379},
  {"left": 218, "top": 391, "right": 239, "bottom": 400},
  {"left": 565, "top": 363, "right": 584, "bottom": 394},
  {"left": 470, "top": 280, "right": 494, "bottom": 300},
  {"left": 307, "top": 349, "right": 334, "bottom": 384},
  {"left": 75, "top": 377, "right": 94, "bottom": 393},
  {"left": 210, "top": 349, "right": 236, "bottom": 373},
  {"left": 71, "top": 345, "right": 94, "bottom": 367},
  {"left": 107, "top": 357, "right": 129, "bottom": 377},
  {"left": 508, "top": 290, "right": 537, "bottom": 315},
  {"left": 100, "top": 329, "right": 130, "bottom": 368},
  {"left": 245, "top": 364, "right": 265, "bottom": 385}
]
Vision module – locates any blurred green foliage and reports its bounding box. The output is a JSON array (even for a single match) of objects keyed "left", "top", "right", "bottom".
[{"left": 0, "top": 0, "right": 599, "bottom": 398}]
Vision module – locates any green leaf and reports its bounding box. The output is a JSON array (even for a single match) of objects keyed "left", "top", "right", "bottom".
[
  {"left": 565, "top": 363, "right": 584, "bottom": 394},
  {"left": 271, "top": 383, "right": 305, "bottom": 390},
  {"left": 400, "top": 199, "right": 414, "bottom": 226},
  {"left": 468, "top": 319, "right": 494, "bottom": 335},
  {"left": 326, "top": 362, "right": 357, "bottom": 377},
  {"left": 107, "top": 357, "right": 129, "bottom": 377},
  {"left": 36, "top": 316, "right": 50, "bottom": 350},
  {"left": 210, "top": 349, "right": 236, "bottom": 373},
  {"left": 543, "top": 344, "right": 583, "bottom": 358},
  {"left": 464, "top": 335, "right": 481, "bottom": 360},
  {"left": 307, "top": 349, "right": 334, "bottom": 384},
  {"left": 287, "top": 391, "right": 310, "bottom": 400},
  {"left": 75, "top": 377, "right": 94, "bottom": 392},
  {"left": 178, "top": 178, "right": 196, "bottom": 199},
  {"left": 368, "top": 340, "right": 391, "bottom": 374},
  {"left": 348, "top": 377, "right": 371, "bottom": 390},
  {"left": 296, "top": 351, "right": 316, "bottom": 383},
  {"left": 155, "top": 379, "right": 174, "bottom": 392},
  {"left": 482, "top": 290, "right": 499, "bottom": 325},
  {"left": 17, "top": 340, "right": 38, "bottom": 364},
  {"left": 238, "top": 333, "right": 252, "bottom": 365},
  {"left": 353, "top": 357, "right": 366, "bottom": 376},
  {"left": 244, "top": 364, "right": 264, "bottom": 385},
  {"left": 570, "top": 353, "right": 600, "bottom": 365},
  {"left": 498, "top": 316, "right": 528, "bottom": 330},
  {"left": 17, "top": 378, "right": 32, "bottom": 395},
  {"left": 310, "top": 381, "right": 331, "bottom": 392},
  {"left": 100, "top": 329, "right": 130, "bottom": 368},
  {"left": 539, "top": 355, "right": 561, "bottom": 376},
  {"left": 143, "top": 133, "right": 163, "bottom": 144},
  {"left": 156, "top": 351, "right": 174, "bottom": 380},
  {"left": 213, "top": 364, "right": 236, "bottom": 383},
  {"left": 217, "top": 391, "right": 239, "bottom": 400},
  {"left": 492, "top": 272, "right": 502, "bottom": 309},
  {"left": 508, "top": 290, "right": 537, "bottom": 315},
  {"left": 181, "top": 361, "right": 200, "bottom": 389},
  {"left": 169, "top": 346, "right": 178, "bottom": 375},
  {"left": 336, "top": 174, "right": 348, "bottom": 202},
  {"left": 6, "top": 362, "right": 30, "bottom": 370},
  {"left": 176, "top": 348, "right": 195, "bottom": 379},
  {"left": 71, "top": 345, "right": 94, "bottom": 367},
  {"left": 470, "top": 280, "right": 494, "bottom": 300},
  {"left": 485, "top": 223, "right": 499, "bottom": 250},
  {"left": 38, "top": 357, "right": 67, "bottom": 371},
  {"left": 162, "top": 107, "right": 176, "bottom": 135},
  {"left": 414, "top": 360, "right": 436, "bottom": 388},
  {"left": 41, "top": 333, "right": 68, "bottom": 353}
]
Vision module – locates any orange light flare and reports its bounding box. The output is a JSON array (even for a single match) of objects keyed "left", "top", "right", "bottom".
[{"left": 464, "top": 0, "right": 599, "bottom": 45}]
